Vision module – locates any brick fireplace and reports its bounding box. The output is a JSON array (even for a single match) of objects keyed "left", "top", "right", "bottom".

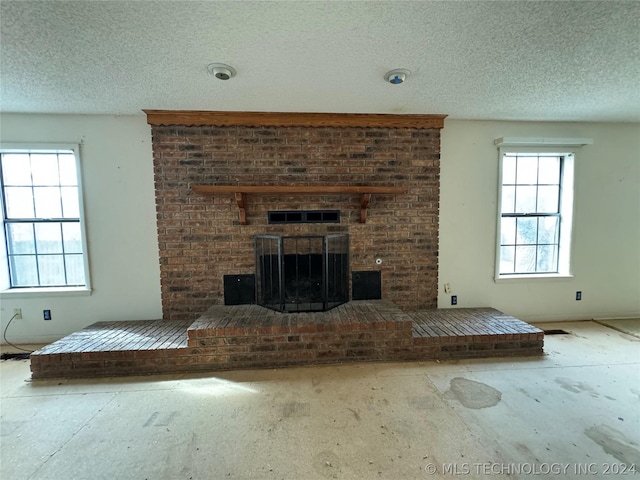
[{"left": 147, "top": 111, "right": 445, "bottom": 320}]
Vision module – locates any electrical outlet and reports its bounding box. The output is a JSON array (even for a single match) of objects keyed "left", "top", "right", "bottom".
[
  {"left": 576, "top": 291, "right": 582, "bottom": 301},
  {"left": 43, "top": 310, "right": 52, "bottom": 321},
  {"left": 13, "top": 308, "right": 22, "bottom": 320},
  {"left": 451, "top": 295, "right": 458, "bottom": 306}
]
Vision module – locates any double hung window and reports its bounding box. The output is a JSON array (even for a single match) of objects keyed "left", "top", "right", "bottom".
[
  {"left": 496, "top": 149, "right": 575, "bottom": 278},
  {"left": 0, "top": 146, "right": 89, "bottom": 290}
]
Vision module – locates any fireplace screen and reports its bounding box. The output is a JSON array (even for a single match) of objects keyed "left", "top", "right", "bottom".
[{"left": 255, "top": 234, "right": 349, "bottom": 312}]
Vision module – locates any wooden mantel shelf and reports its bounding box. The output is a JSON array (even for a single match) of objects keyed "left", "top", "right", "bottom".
[
  {"left": 191, "top": 185, "right": 407, "bottom": 224},
  {"left": 145, "top": 110, "right": 446, "bottom": 129}
]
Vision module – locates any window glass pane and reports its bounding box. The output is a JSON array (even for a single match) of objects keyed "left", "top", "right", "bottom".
[
  {"left": 538, "top": 217, "right": 559, "bottom": 244},
  {"left": 516, "top": 217, "right": 537, "bottom": 244},
  {"left": 7, "top": 223, "right": 36, "bottom": 254},
  {"left": 9, "top": 255, "right": 38, "bottom": 286},
  {"left": 537, "top": 186, "right": 559, "bottom": 213},
  {"left": 500, "top": 246, "right": 515, "bottom": 274},
  {"left": 515, "top": 245, "right": 536, "bottom": 273},
  {"left": 62, "top": 222, "right": 83, "bottom": 253},
  {"left": 34, "top": 187, "right": 63, "bottom": 218},
  {"left": 502, "top": 156, "right": 516, "bottom": 184},
  {"left": 2, "top": 154, "right": 32, "bottom": 185},
  {"left": 60, "top": 187, "right": 80, "bottom": 218},
  {"left": 5, "top": 187, "right": 35, "bottom": 218},
  {"left": 37, "top": 254, "right": 66, "bottom": 285},
  {"left": 65, "top": 254, "right": 85, "bottom": 284},
  {"left": 537, "top": 245, "right": 558, "bottom": 272},
  {"left": 501, "top": 186, "right": 515, "bottom": 213},
  {"left": 30, "top": 154, "right": 60, "bottom": 185},
  {"left": 35, "top": 223, "right": 63, "bottom": 254},
  {"left": 58, "top": 153, "right": 78, "bottom": 186},
  {"left": 515, "top": 186, "right": 536, "bottom": 213},
  {"left": 538, "top": 156, "right": 560, "bottom": 184},
  {"left": 500, "top": 217, "right": 516, "bottom": 245},
  {"left": 516, "top": 156, "right": 538, "bottom": 184}
]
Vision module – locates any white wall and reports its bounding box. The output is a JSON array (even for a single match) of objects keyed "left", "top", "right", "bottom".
[
  {"left": 439, "top": 120, "right": 640, "bottom": 321},
  {"left": 1, "top": 115, "right": 638, "bottom": 344},
  {"left": 0, "top": 114, "right": 162, "bottom": 343}
]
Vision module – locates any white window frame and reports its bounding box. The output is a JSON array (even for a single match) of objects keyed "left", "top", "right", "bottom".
[
  {"left": 494, "top": 137, "right": 591, "bottom": 281},
  {"left": 0, "top": 143, "right": 91, "bottom": 297}
]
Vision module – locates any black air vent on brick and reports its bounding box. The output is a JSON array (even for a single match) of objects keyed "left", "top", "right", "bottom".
[
  {"left": 268, "top": 210, "right": 340, "bottom": 224},
  {"left": 223, "top": 274, "right": 256, "bottom": 305},
  {"left": 352, "top": 271, "right": 382, "bottom": 300}
]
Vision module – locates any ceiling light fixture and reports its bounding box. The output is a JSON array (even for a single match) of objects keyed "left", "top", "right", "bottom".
[
  {"left": 207, "top": 63, "right": 236, "bottom": 80},
  {"left": 384, "top": 68, "right": 410, "bottom": 85}
]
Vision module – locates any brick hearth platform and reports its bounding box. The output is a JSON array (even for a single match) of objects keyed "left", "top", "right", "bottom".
[{"left": 30, "top": 301, "right": 543, "bottom": 379}]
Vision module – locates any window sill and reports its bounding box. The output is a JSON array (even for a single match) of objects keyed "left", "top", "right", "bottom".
[
  {"left": 494, "top": 274, "right": 574, "bottom": 283},
  {"left": 0, "top": 287, "right": 92, "bottom": 299}
]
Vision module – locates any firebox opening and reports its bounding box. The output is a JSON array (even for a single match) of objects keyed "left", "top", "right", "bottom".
[{"left": 255, "top": 234, "right": 349, "bottom": 312}]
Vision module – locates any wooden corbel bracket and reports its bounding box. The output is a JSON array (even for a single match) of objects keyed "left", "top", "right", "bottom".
[
  {"left": 359, "top": 193, "right": 372, "bottom": 223},
  {"left": 234, "top": 192, "right": 246, "bottom": 225}
]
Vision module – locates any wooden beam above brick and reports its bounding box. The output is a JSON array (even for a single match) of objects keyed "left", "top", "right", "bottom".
[{"left": 144, "top": 110, "right": 447, "bottom": 129}]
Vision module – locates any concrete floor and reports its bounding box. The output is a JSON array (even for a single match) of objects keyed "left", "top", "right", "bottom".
[{"left": 1, "top": 320, "right": 638, "bottom": 480}]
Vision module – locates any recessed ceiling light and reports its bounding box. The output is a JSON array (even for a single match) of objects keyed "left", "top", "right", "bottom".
[{"left": 207, "top": 63, "right": 236, "bottom": 80}]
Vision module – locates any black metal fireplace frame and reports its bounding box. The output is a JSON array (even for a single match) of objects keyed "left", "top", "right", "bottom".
[{"left": 255, "top": 234, "right": 349, "bottom": 313}]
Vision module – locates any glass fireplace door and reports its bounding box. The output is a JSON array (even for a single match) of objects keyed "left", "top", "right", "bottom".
[
  {"left": 282, "top": 236, "right": 324, "bottom": 312},
  {"left": 255, "top": 234, "right": 349, "bottom": 312},
  {"left": 324, "top": 234, "right": 349, "bottom": 310},
  {"left": 255, "top": 235, "right": 283, "bottom": 312}
]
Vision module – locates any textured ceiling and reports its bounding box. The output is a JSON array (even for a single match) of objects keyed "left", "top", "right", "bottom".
[{"left": 1, "top": 1, "right": 639, "bottom": 121}]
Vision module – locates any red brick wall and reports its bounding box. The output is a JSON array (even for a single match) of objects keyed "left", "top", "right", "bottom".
[{"left": 151, "top": 125, "right": 440, "bottom": 320}]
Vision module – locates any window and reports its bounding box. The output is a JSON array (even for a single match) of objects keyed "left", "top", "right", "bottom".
[
  {"left": 0, "top": 146, "right": 90, "bottom": 290},
  {"left": 496, "top": 150, "right": 575, "bottom": 278}
]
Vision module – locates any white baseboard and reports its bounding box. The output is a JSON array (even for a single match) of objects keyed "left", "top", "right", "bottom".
[
  {"left": 518, "top": 312, "right": 640, "bottom": 323},
  {"left": 592, "top": 316, "right": 640, "bottom": 321},
  {"left": 516, "top": 314, "right": 592, "bottom": 323},
  {"left": 1, "top": 334, "right": 63, "bottom": 346}
]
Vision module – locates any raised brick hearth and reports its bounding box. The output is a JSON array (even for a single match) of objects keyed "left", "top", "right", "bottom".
[{"left": 30, "top": 302, "right": 544, "bottom": 379}]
